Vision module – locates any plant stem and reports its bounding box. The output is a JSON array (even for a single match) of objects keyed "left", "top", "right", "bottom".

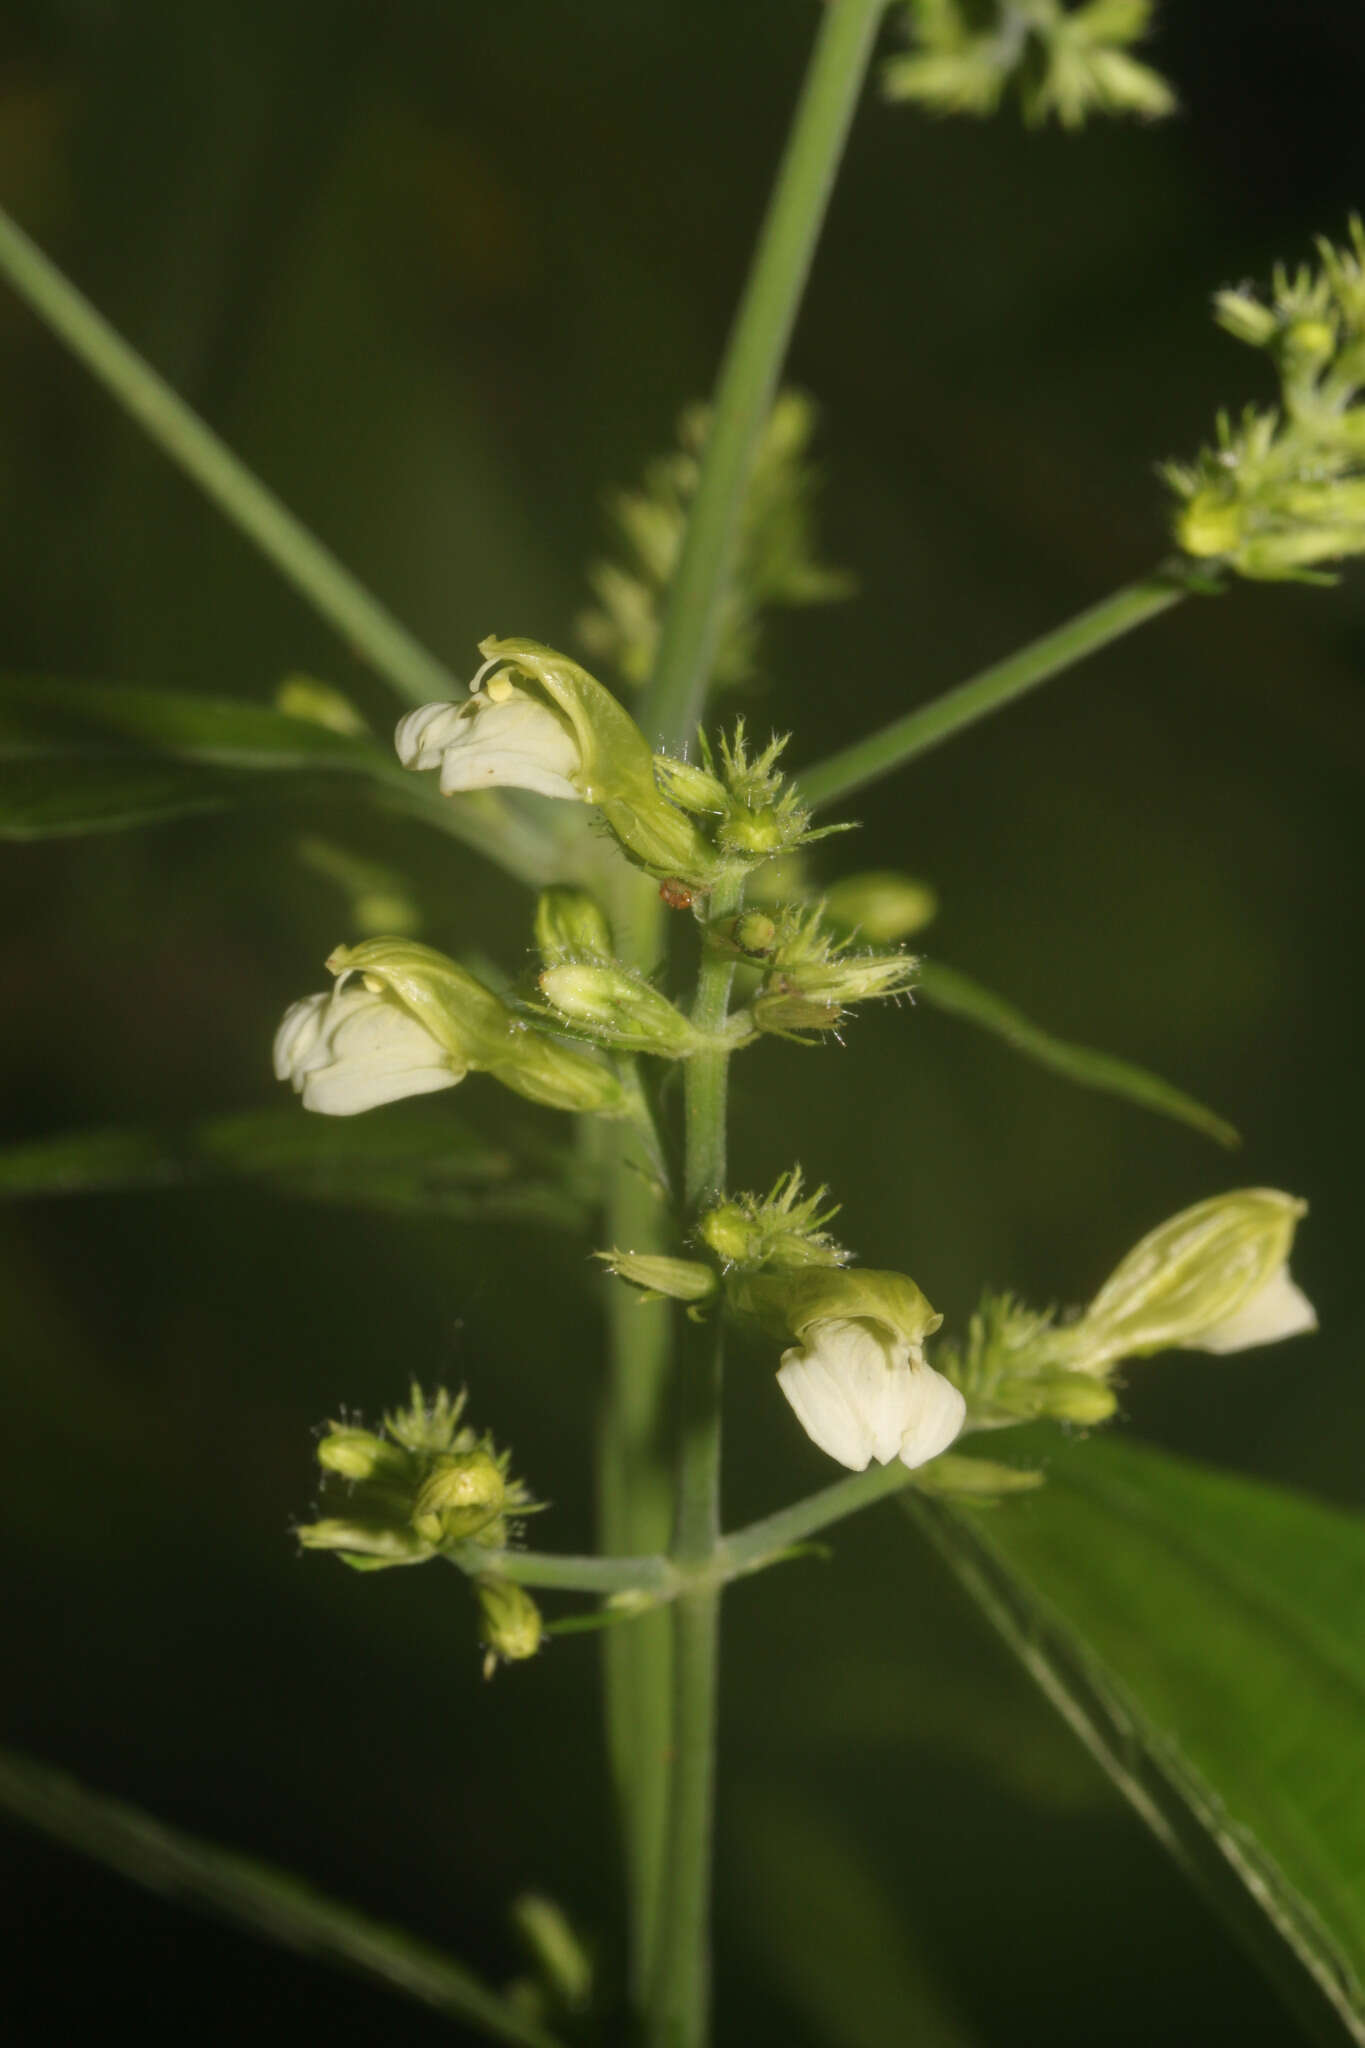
[
  {"left": 453, "top": 1548, "right": 676, "bottom": 1597},
  {"left": 640, "top": 0, "right": 890, "bottom": 754},
  {"left": 598, "top": 873, "right": 677, "bottom": 2011},
  {"left": 0, "top": 206, "right": 461, "bottom": 710},
  {"left": 649, "top": 877, "right": 743, "bottom": 2048},
  {"left": 798, "top": 571, "right": 1191, "bottom": 809}
]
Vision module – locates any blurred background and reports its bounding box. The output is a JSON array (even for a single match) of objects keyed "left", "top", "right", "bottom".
[{"left": 2, "top": 1, "right": 1363, "bottom": 2041}]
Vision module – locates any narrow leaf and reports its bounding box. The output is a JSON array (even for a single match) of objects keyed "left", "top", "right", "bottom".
[
  {"left": 0, "top": 678, "right": 559, "bottom": 885},
  {"left": 908, "top": 1436, "right": 1365, "bottom": 2047},
  {"left": 916, "top": 958, "right": 1239, "bottom": 1147},
  {"left": 0, "top": 1105, "right": 591, "bottom": 1229},
  {"left": 0, "top": 1746, "right": 563, "bottom": 2048}
]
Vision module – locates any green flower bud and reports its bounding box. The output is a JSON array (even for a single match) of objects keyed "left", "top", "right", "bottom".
[
  {"left": 1212, "top": 290, "right": 1281, "bottom": 350},
  {"left": 539, "top": 963, "right": 703, "bottom": 1057},
  {"left": 1177, "top": 489, "right": 1245, "bottom": 558},
  {"left": 327, "top": 939, "right": 624, "bottom": 1117},
  {"left": 699, "top": 1169, "right": 847, "bottom": 1271},
  {"left": 316, "top": 1425, "right": 411, "bottom": 1483},
  {"left": 652, "top": 754, "right": 728, "bottom": 817},
  {"left": 1069, "top": 1188, "right": 1314, "bottom": 1374},
  {"left": 1283, "top": 316, "right": 1337, "bottom": 363},
  {"left": 411, "top": 1450, "right": 506, "bottom": 1544},
  {"left": 275, "top": 675, "right": 369, "bottom": 737},
  {"left": 476, "top": 1576, "right": 544, "bottom": 1675},
  {"left": 533, "top": 886, "right": 614, "bottom": 967},
  {"left": 596, "top": 1250, "right": 718, "bottom": 1303},
  {"left": 751, "top": 988, "right": 845, "bottom": 1038},
  {"left": 295, "top": 1518, "right": 433, "bottom": 1569},
  {"left": 821, "top": 872, "right": 938, "bottom": 943},
  {"left": 730, "top": 911, "right": 779, "bottom": 956},
  {"left": 718, "top": 805, "right": 787, "bottom": 856},
  {"left": 993, "top": 1371, "right": 1119, "bottom": 1425},
  {"left": 910, "top": 1453, "right": 1045, "bottom": 1501}
]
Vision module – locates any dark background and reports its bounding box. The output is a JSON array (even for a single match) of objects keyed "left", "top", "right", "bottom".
[{"left": 2, "top": 2, "right": 1363, "bottom": 2042}]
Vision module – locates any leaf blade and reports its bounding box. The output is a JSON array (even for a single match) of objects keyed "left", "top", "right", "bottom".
[
  {"left": 916, "top": 957, "right": 1239, "bottom": 1148},
  {"left": 907, "top": 1435, "right": 1365, "bottom": 2046},
  {"left": 0, "top": 1746, "right": 564, "bottom": 2048}
]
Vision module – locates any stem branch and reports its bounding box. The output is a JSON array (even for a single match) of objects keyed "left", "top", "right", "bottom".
[
  {"left": 640, "top": 0, "right": 890, "bottom": 753},
  {"left": 799, "top": 571, "right": 1190, "bottom": 809}
]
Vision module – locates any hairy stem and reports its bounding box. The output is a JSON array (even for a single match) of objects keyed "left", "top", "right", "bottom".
[
  {"left": 799, "top": 571, "right": 1191, "bottom": 809},
  {"left": 0, "top": 206, "right": 460, "bottom": 709},
  {"left": 640, "top": 0, "right": 890, "bottom": 753},
  {"left": 648, "top": 876, "right": 743, "bottom": 2048},
  {"left": 598, "top": 874, "right": 676, "bottom": 2011}
]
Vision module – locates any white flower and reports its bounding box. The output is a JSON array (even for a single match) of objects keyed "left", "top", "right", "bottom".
[
  {"left": 777, "top": 1316, "right": 966, "bottom": 1472},
  {"left": 273, "top": 985, "right": 464, "bottom": 1116},
  {"left": 1187, "top": 1264, "right": 1317, "bottom": 1354},
  {"left": 395, "top": 679, "right": 583, "bottom": 802}
]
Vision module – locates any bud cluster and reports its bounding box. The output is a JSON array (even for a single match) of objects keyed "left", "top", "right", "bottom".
[
  {"left": 577, "top": 389, "right": 853, "bottom": 692},
  {"left": 1166, "top": 220, "right": 1365, "bottom": 579},
  {"left": 882, "top": 0, "right": 1175, "bottom": 131},
  {"left": 297, "top": 1383, "right": 538, "bottom": 1571},
  {"left": 716, "top": 900, "right": 918, "bottom": 1042}
]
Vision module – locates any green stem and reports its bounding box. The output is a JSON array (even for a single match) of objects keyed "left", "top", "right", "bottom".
[
  {"left": 719, "top": 1459, "right": 917, "bottom": 1580},
  {"left": 649, "top": 876, "right": 743, "bottom": 2048},
  {"left": 798, "top": 571, "right": 1190, "bottom": 810},
  {"left": 598, "top": 874, "right": 676, "bottom": 2013},
  {"left": 451, "top": 1547, "right": 676, "bottom": 1597},
  {"left": 0, "top": 206, "right": 461, "bottom": 709},
  {"left": 640, "top": 0, "right": 890, "bottom": 752}
]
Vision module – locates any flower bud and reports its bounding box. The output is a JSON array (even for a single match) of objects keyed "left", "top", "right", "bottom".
[
  {"left": 699, "top": 1169, "right": 847, "bottom": 1271},
  {"left": 821, "top": 872, "right": 938, "bottom": 943},
  {"left": 275, "top": 675, "right": 369, "bottom": 737},
  {"left": 533, "top": 887, "right": 613, "bottom": 967},
  {"left": 910, "top": 1453, "right": 1044, "bottom": 1500},
  {"left": 316, "top": 1425, "right": 411, "bottom": 1483},
  {"left": 476, "top": 1576, "right": 544, "bottom": 1675},
  {"left": 993, "top": 1371, "right": 1119, "bottom": 1425},
  {"left": 295, "top": 1518, "right": 433, "bottom": 1569},
  {"left": 596, "top": 1250, "right": 718, "bottom": 1303},
  {"left": 274, "top": 985, "right": 464, "bottom": 1116},
  {"left": 1212, "top": 289, "right": 1281, "bottom": 350},
  {"left": 412, "top": 1450, "right": 507, "bottom": 1544},
  {"left": 728, "top": 911, "right": 779, "bottom": 956},
  {"left": 1175, "top": 490, "right": 1245, "bottom": 559},
  {"left": 1071, "top": 1188, "right": 1314, "bottom": 1373},
  {"left": 539, "top": 963, "right": 703, "bottom": 1057},
  {"left": 717, "top": 805, "right": 787, "bottom": 857},
  {"left": 652, "top": 754, "right": 728, "bottom": 817}
]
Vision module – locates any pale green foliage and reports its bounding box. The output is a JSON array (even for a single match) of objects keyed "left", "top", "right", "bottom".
[
  {"left": 883, "top": 0, "right": 1175, "bottom": 127},
  {"left": 578, "top": 390, "right": 853, "bottom": 692},
  {"left": 1165, "top": 220, "right": 1365, "bottom": 580}
]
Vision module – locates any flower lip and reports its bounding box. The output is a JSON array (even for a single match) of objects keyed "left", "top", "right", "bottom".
[
  {"left": 1188, "top": 1263, "right": 1317, "bottom": 1354},
  {"left": 273, "top": 983, "right": 462, "bottom": 1116},
  {"left": 777, "top": 1316, "right": 965, "bottom": 1472},
  {"left": 395, "top": 686, "right": 583, "bottom": 803}
]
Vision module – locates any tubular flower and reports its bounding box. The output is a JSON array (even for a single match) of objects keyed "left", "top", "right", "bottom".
[
  {"left": 273, "top": 984, "right": 462, "bottom": 1115},
  {"left": 777, "top": 1316, "right": 965, "bottom": 1472},
  {"left": 395, "top": 673, "right": 583, "bottom": 802}
]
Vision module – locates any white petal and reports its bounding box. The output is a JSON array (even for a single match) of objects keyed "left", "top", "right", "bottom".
[
  {"left": 272, "top": 991, "right": 330, "bottom": 1081},
  {"left": 778, "top": 1343, "right": 878, "bottom": 1470},
  {"left": 434, "top": 694, "right": 583, "bottom": 802},
  {"left": 394, "top": 701, "right": 466, "bottom": 771},
  {"left": 897, "top": 1366, "right": 967, "bottom": 1470},
  {"left": 274, "top": 985, "right": 462, "bottom": 1116},
  {"left": 1189, "top": 1263, "right": 1317, "bottom": 1354}
]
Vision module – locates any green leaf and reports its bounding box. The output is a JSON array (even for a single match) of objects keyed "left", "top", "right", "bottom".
[
  {"left": 915, "top": 958, "right": 1239, "bottom": 1148},
  {"left": 0, "top": 679, "right": 560, "bottom": 884},
  {"left": 908, "top": 1436, "right": 1365, "bottom": 2046},
  {"left": 0, "top": 1104, "right": 591, "bottom": 1229},
  {"left": 0, "top": 1745, "right": 564, "bottom": 2048}
]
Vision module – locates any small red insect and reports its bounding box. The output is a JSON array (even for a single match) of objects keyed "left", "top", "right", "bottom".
[{"left": 658, "top": 877, "right": 696, "bottom": 910}]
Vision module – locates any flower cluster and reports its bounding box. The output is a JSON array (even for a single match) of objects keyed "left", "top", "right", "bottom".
[
  {"left": 1166, "top": 221, "right": 1365, "bottom": 580},
  {"left": 883, "top": 0, "right": 1175, "bottom": 129},
  {"left": 718, "top": 899, "right": 918, "bottom": 1042},
  {"left": 577, "top": 390, "right": 852, "bottom": 691}
]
